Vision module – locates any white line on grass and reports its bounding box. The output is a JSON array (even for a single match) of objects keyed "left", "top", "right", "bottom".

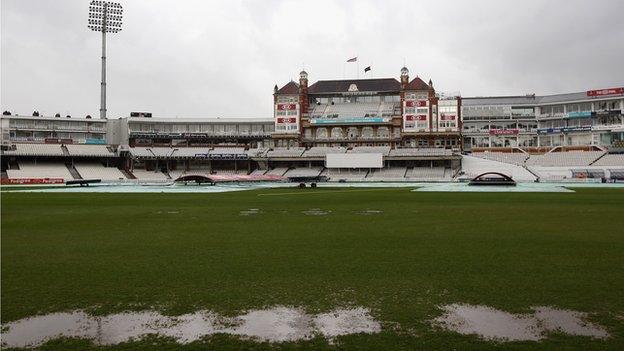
[{"left": 257, "top": 188, "right": 411, "bottom": 196}]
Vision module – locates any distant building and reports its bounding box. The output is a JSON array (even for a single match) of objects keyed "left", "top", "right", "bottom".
[{"left": 272, "top": 67, "right": 461, "bottom": 149}]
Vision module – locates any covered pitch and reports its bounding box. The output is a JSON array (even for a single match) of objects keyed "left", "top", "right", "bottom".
[{"left": 174, "top": 173, "right": 284, "bottom": 184}]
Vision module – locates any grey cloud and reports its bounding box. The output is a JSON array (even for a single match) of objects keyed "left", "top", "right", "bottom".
[{"left": 1, "top": 0, "right": 623, "bottom": 119}]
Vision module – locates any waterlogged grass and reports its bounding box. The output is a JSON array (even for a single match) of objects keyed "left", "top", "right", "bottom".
[{"left": 2, "top": 188, "right": 624, "bottom": 350}]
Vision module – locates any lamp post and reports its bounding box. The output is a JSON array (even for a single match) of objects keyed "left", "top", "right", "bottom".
[{"left": 88, "top": 1, "right": 123, "bottom": 119}]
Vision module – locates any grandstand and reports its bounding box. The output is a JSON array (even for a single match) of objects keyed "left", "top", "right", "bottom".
[
  {"left": 65, "top": 144, "right": 115, "bottom": 157},
  {"left": 309, "top": 101, "right": 398, "bottom": 120},
  {"left": 283, "top": 166, "right": 323, "bottom": 178},
  {"left": 389, "top": 148, "right": 453, "bottom": 157},
  {"left": 265, "top": 167, "right": 289, "bottom": 176},
  {"left": 3, "top": 144, "right": 64, "bottom": 157},
  {"left": 74, "top": 163, "right": 126, "bottom": 181},
  {"left": 131, "top": 169, "right": 170, "bottom": 181},
  {"left": 266, "top": 148, "right": 305, "bottom": 158},
  {"left": 525, "top": 151, "right": 605, "bottom": 167},
  {"left": 302, "top": 147, "right": 347, "bottom": 157},
  {"left": 471, "top": 151, "right": 529, "bottom": 166},
  {"left": 6, "top": 161, "right": 74, "bottom": 181},
  {"left": 405, "top": 167, "right": 449, "bottom": 181},
  {"left": 593, "top": 154, "right": 624, "bottom": 166},
  {"left": 365, "top": 167, "right": 407, "bottom": 181},
  {"left": 320, "top": 168, "right": 369, "bottom": 181},
  {"left": 348, "top": 146, "right": 391, "bottom": 156}
]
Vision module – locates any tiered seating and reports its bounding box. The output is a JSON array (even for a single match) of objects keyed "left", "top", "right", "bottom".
[
  {"left": 284, "top": 167, "right": 323, "bottom": 177},
  {"left": 310, "top": 102, "right": 400, "bottom": 119},
  {"left": 609, "top": 169, "right": 624, "bottom": 180},
  {"left": 593, "top": 154, "right": 624, "bottom": 166},
  {"left": 471, "top": 152, "right": 528, "bottom": 166},
  {"left": 210, "top": 147, "right": 246, "bottom": 155},
  {"left": 571, "top": 169, "right": 605, "bottom": 179},
  {"left": 65, "top": 144, "right": 114, "bottom": 157},
  {"left": 302, "top": 147, "right": 347, "bottom": 157},
  {"left": 265, "top": 167, "right": 289, "bottom": 176},
  {"left": 389, "top": 148, "right": 453, "bottom": 157},
  {"left": 131, "top": 169, "right": 169, "bottom": 181},
  {"left": 128, "top": 148, "right": 155, "bottom": 157},
  {"left": 246, "top": 148, "right": 269, "bottom": 157},
  {"left": 149, "top": 147, "right": 176, "bottom": 158},
  {"left": 348, "top": 146, "right": 391, "bottom": 156},
  {"left": 74, "top": 163, "right": 126, "bottom": 180},
  {"left": 526, "top": 151, "right": 605, "bottom": 167},
  {"left": 313, "top": 102, "right": 379, "bottom": 119},
  {"left": 365, "top": 167, "right": 407, "bottom": 180},
  {"left": 266, "top": 148, "right": 305, "bottom": 157},
  {"left": 405, "top": 167, "right": 446, "bottom": 180},
  {"left": 211, "top": 169, "right": 248, "bottom": 175},
  {"left": 321, "top": 168, "right": 369, "bottom": 181},
  {"left": 171, "top": 148, "right": 211, "bottom": 158},
  {"left": 3, "top": 144, "right": 64, "bottom": 156},
  {"left": 7, "top": 161, "right": 73, "bottom": 180},
  {"left": 249, "top": 169, "right": 267, "bottom": 176}
]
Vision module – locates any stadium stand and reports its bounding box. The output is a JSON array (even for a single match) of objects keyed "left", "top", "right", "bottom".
[
  {"left": 131, "top": 169, "right": 170, "bottom": 181},
  {"left": 249, "top": 169, "right": 268, "bottom": 176},
  {"left": 128, "top": 147, "right": 156, "bottom": 158},
  {"left": 593, "top": 154, "right": 624, "bottom": 166},
  {"left": 389, "top": 148, "right": 453, "bottom": 157},
  {"left": 405, "top": 167, "right": 448, "bottom": 180},
  {"left": 348, "top": 146, "right": 391, "bottom": 156},
  {"left": 609, "top": 169, "right": 624, "bottom": 180},
  {"left": 246, "top": 148, "right": 269, "bottom": 157},
  {"left": 283, "top": 167, "right": 323, "bottom": 178},
  {"left": 7, "top": 161, "right": 74, "bottom": 180},
  {"left": 211, "top": 169, "right": 248, "bottom": 175},
  {"left": 302, "top": 147, "right": 347, "bottom": 157},
  {"left": 65, "top": 144, "right": 115, "bottom": 157},
  {"left": 210, "top": 147, "right": 247, "bottom": 155},
  {"left": 266, "top": 148, "right": 305, "bottom": 157},
  {"left": 471, "top": 151, "right": 529, "bottom": 166},
  {"left": 571, "top": 169, "right": 605, "bottom": 179},
  {"left": 525, "top": 151, "right": 605, "bottom": 167},
  {"left": 74, "top": 163, "right": 126, "bottom": 180},
  {"left": 149, "top": 147, "right": 176, "bottom": 158},
  {"left": 309, "top": 102, "right": 399, "bottom": 119},
  {"left": 265, "top": 167, "right": 289, "bottom": 176},
  {"left": 365, "top": 167, "right": 407, "bottom": 181},
  {"left": 3, "top": 144, "right": 64, "bottom": 156},
  {"left": 170, "top": 148, "right": 211, "bottom": 158},
  {"left": 321, "top": 168, "right": 369, "bottom": 181}
]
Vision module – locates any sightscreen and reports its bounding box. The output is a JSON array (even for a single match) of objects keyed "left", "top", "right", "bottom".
[{"left": 325, "top": 153, "right": 383, "bottom": 168}]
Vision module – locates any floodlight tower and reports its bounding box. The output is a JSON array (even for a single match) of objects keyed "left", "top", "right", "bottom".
[{"left": 88, "top": 1, "right": 123, "bottom": 119}]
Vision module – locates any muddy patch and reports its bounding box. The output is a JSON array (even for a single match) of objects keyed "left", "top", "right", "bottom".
[
  {"left": 239, "top": 208, "right": 262, "bottom": 216},
  {"left": 302, "top": 208, "right": 331, "bottom": 216},
  {"left": 1, "top": 307, "right": 379, "bottom": 348},
  {"left": 434, "top": 304, "right": 608, "bottom": 341}
]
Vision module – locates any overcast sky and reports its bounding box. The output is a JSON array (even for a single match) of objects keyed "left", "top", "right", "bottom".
[{"left": 1, "top": 0, "right": 623, "bottom": 119}]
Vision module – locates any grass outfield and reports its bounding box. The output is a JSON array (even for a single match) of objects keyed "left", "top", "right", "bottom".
[{"left": 2, "top": 187, "right": 624, "bottom": 350}]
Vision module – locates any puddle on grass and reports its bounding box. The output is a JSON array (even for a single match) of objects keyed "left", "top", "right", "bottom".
[
  {"left": 314, "top": 307, "right": 382, "bottom": 338},
  {"left": 434, "top": 304, "right": 608, "bottom": 341},
  {"left": 302, "top": 209, "right": 331, "bottom": 216},
  {"left": 354, "top": 209, "right": 383, "bottom": 216},
  {"left": 1, "top": 307, "right": 379, "bottom": 348},
  {"left": 239, "top": 208, "right": 262, "bottom": 216}
]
